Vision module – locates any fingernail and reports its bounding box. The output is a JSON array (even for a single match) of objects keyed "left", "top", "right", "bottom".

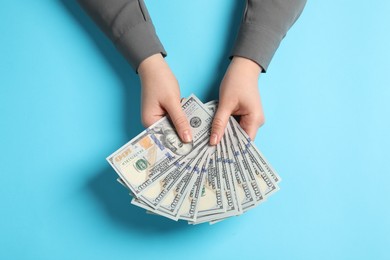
[
  {"left": 210, "top": 134, "right": 218, "bottom": 146},
  {"left": 183, "top": 130, "right": 192, "bottom": 143}
]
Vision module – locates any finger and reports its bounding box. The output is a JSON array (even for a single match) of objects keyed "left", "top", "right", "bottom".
[
  {"left": 141, "top": 114, "right": 163, "bottom": 128},
  {"left": 164, "top": 102, "right": 192, "bottom": 143},
  {"left": 210, "top": 104, "right": 234, "bottom": 146},
  {"left": 239, "top": 114, "right": 265, "bottom": 141}
]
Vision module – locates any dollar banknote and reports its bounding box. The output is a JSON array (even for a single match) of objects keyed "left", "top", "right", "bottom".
[
  {"left": 108, "top": 96, "right": 280, "bottom": 224},
  {"left": 195, "top": 151, "right": 226, "bottom": 218},
  {"left": 107, "top": 95, "right": 213, "bottom": 197}
]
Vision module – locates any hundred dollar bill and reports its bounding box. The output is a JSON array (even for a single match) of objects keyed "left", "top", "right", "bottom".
[
  {"left": 229, "top": 117, "right": 281, "bottom": 184},
  {"left": 136, "top": 141, "right": 210, "bottom": 209},
  {"left": 190, "top": 101, "right": 238, "bottom": 222},
  {"left": 193, "top": 132, "right": 244, "bottom": 224},
  {"left": 193, "top": 103, "right": 229, "bottom": 216},
  {"left": 206, "top": 100, "right": 251, "bottom": 210},
  {"left": 106, "top": 95, "right": 213, "bottom": 197},
  {"left": 130, "top": 151, "right": 204, "bottom": 220},
  {"left": 191, "top": 146, "right": 240, "bottom": 224},
  {"left": 136, "top": 158, "right": 196, "bottom": 209},
  {"left": 151, "top": 150, "right": 210, "bottom": 220},
  {"left": 226, "top": 121, "right": 265, "bottom": 204},
  {"left": 195, "top": 151, "right": 226, "bottom": 218},
  {"left": 218, "top": 134, "right": 242, "bottom": 215},
  {"left": 224, "top": 128, "right": 257, "bottom": 210},
  {"left": 229, "top": 118, "right": 279, "bottom": 197},
  {"left": 178, "top": 153, "right": 211, "bottom": 221}
]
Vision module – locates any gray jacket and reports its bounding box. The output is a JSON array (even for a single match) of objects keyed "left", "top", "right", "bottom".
[{"left": 77, "top": 0, "right": 306, "bottom": 72}]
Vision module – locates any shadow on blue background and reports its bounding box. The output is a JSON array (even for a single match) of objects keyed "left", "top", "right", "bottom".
[{"left": 61, "top": 0, "right": 142, "bottom": 137}]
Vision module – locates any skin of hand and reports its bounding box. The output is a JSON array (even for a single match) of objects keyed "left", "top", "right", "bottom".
[
  {"left": 210, "top": 56, "right": 264, "bottom": 145},
  {"left": 138, "top": 53, "right": 192, "bottom": 143}
]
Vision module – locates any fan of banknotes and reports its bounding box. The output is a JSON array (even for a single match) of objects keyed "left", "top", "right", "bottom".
[{"left": 107, "top": 95, "right": 280, "bottom": 225}]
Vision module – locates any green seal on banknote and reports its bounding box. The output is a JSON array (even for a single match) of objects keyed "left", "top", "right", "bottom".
[{"left": 134, "top": 159, "right": 148, "bottom": 171}]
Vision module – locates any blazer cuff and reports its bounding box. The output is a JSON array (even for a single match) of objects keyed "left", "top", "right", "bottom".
[
  {"left": 231, "top": 22, "right": 284, "bottom": 73},
  {"left": 116, "top": 20, "right": 167, "bottom": 73}
]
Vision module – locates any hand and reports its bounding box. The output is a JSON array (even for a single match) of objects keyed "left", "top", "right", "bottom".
[
  {"left": 210, "top": 56, "right": 264, "bottom": 145},
  {"left": 138, "top": 54, "right": 192, "bottom": 143}
]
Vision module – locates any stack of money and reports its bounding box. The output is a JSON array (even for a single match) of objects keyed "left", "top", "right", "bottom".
[{"left": 107, "top": 95, "right": 280, "bottom": 224}]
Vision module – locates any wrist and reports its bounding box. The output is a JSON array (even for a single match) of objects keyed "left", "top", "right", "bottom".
[
  {"left": 230, "top": 56, "right": 262, "bottom": 78},
  {"left": 138, "top": 53, "right": 167, "bottom": 77}
]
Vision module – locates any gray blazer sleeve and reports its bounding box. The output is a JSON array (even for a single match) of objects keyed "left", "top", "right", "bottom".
[
  {"left": 77, "top": 0, "right": 166, "bottom": 72},
  {"left": 78, "top": 0, "right": 305, "bottom": 73},
  {"left": 232, "top": 0, "right": 307, "bottom": 72}
]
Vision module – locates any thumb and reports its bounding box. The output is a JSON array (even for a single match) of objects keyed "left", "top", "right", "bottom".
[
  {"left": 164, "top": 101, "right": 192, "bottom": 143},
  {"left": 210, "top": 103, "right": 234, "bottom": 146}
]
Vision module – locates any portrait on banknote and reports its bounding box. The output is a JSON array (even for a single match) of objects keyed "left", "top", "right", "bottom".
[{"left": 149, "top": 124, "right": 194, "bottom": 156}]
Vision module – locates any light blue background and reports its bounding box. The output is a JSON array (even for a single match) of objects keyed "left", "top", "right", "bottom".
[{"left": 1, "top": 1, "right": 389, "bottom": 259}]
